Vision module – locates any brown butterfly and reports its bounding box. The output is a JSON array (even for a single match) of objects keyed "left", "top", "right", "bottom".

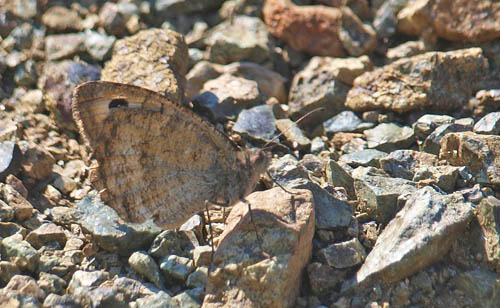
[{"left": 72, "top": 81, "right": 270, "bottom": 229}]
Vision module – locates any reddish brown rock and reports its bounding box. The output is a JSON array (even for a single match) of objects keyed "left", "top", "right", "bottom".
[
  {"left": 345, "top": 48, "right": 488, "bottom": 113},
  {"left": 262, "top": 0, "right": 345, "bottom": 57},
  {"left": 398, "top": 0, "right": 500, "bottom": 43},
  {"left": 203, "top": 187, "right": 315, "bottom": 308}
]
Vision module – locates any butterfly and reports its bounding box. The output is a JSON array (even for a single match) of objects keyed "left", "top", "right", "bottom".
[{"left": 72, "top": 81, "right": 270, "bottom": 229}]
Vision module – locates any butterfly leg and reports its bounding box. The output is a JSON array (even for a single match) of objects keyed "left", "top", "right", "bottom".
[
  {"left": 204, "top": 200, "right": 215, "bottom": 274},
  {"left": 241, "top": 198, "right": 270, "bottom": 259}
]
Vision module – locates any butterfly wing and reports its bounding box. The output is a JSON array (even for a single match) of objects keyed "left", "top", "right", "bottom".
[{"left": 72, "top": 81, "right": 243, "bottom": 229}]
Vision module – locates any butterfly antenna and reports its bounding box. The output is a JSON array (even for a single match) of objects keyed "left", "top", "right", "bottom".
[
  {"left": 242, "top": 199, "right": 270, "bottom": 259},
  {"left": 262, "top": 107, "right": 325, "bottom": 151},
  {"left": 204, "top": 201, "right": 215, "bottom": 274}
]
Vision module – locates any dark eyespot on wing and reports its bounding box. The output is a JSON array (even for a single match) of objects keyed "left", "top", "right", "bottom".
[{"left": 109, "top": 99, "right": 129, "bottom": 109}]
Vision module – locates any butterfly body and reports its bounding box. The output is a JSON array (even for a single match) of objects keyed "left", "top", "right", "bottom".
[{"left": 72, "top": 81, "right": 270, "bottom": 229}]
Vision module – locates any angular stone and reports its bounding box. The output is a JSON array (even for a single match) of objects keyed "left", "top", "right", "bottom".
[
  {"left": 326, "top": 159, "right": 355, "bottom": 199},
  {"left": 440, "top": 132, "right": 500, "bottom": 186},
  {"left": 154, "top": 0, "right": 223, "bottom": 16},
  {"left": 129, "top": 251, "right": 164, "bottom": 289},
  {"left": 72, "top": 192, "right": 162, "bottom": 255},
  {"left": 67, "top": 270, "right": 110, "bottom": 294},
  {"left": 1, "top": 183, "right": 33, "bottom": 222},
  {"left": 307, "top": 262, "right": 346, "bottom": 297},
  {"left": 193, "top": 245, "right": 212, "bottom": 268},
  {"left": 288, "top": 56, "right": 351, "bottom": 127},
  {"left": 339, "top": 7, "right": 377, "bottom": 56},
  {"left": 20, "top": 142, "right": 55, "bottom": 180},
  {"left": 41, "top": 6, "right": 83, "bottom": 32},
  {"left": 263, "top": 0, "right": 345, "bottom": 57},
  {"left": 346, "top": 48, "right": 489, "bottom": 113},
  {"left": 45, "top": 33, "right": 86, "bottom": 61},
  {"left": 83, "top": 30, "right": 116, "bottom": 62},
  {"left": 0, "top": 261, "right": 20, "bottom": 284},
  {"left": 413, "top": 165, "right": 460, "bottom": 192},
  {"left": 205, "top": 15, "right": 274, "bottom": 65},
  {"left": 317, "top": 238, "right": 366, "bottom": 269},
  {"left": 42, "top": 294, "right": 79, "bottom": 308},
  {"left": 323, "top": 111, "right": 365, "bottom": 136},
  {"left": 379, "top": 150, "right": 438, "bottom": 180},
  {"left": 340, "top": 149, "right": 388, "bottom": 168},
  {"left": 233, "top": 105, "right": 277, "bottom": 141},
  {"left": 25, "top": 223, "right": 67, "bottom": 249},
  {"left": 353, "top": 172, "right": 417, "bottom": 223},
  {"left": 0, "top": 236, "right": 39, "bottom": 272},
  {"left": 136, "top": 291, "right": 178, "bottom": 308},
  {"left": 473, "top": 112, "right": 500, "bottom": 135},
  {"left": 203, "top": 187, "right": 315, "bottom": 308},
  {"left": 193, "top": 74, "right": 264, "bottom": 121},
  {"left": 5, "top": 275, "right": 46, "bottom": 300},
  {"left": 149, "top": 230, "right": 197, "bottom": 259},
  {"left": 422, "top": 122, "right": 472, "bottom": 155},
  {"left": 37, "top": 272, "right": 67, "bottom": 295},
  {"left": 412, "top": 114, "right": 455, "bottom": 140},
  {"left": 476, "top": 196, "right": 500, "bottom": 271},
  {"left": 159, "top": 255, "right": 194, "bottom": 282},
  {"left": 451, "top": 269, "right": 500, "bottom": 307},
  {"left": 186, "top": 267, "right": 208, "bottom": 289},
  {"left": 343, "top": 186, "right": 474, "bottom": 292},
  {"left": 364, "top": 123, "right": 415, "bottom": 152},
  {"left": 276, "top": 119, "right": 311, "bottom": 151},
  {"left": 101, "top": 28, "right": 188, "bottom": 102}
]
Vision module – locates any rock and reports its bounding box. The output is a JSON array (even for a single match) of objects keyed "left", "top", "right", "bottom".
[
  {"left": 440, "top": 132, "right": 500, "bottom": 186},
  {"left": 5, "top": 275, "right": 46, "bottom": 300},
  {"left": 159, "top": 255, "right": 194, "bottom": 282},
  {"left": 66, "top": 270, "right": 110, "bottom": 294},
  {"left": 364, "top": 123, "right": 415, "bottom": 152},
  {"left": 149, "top": 230, "right": 197, "bottom": 259},
  {"left": 153, "top": 0, "right": 223, "bottom": 16},
  {"left": 0, "top": 261, "right": 20, "bottom": 284},
  {"left": 339, "top": 7, "right": 377, "bottom": 56},
  {"left": 101, "top": 28, "right": 188, "bottom": 102},
  {"left": 45, "top": 33, "right": 86, "bottom": 61},
  {"left": 326, "top": 159, "right": 355, "bottom": 199},
  {"left": 317, "top": 238, "right": 366, "bottom": 269},
  {"left": 346, "top": 48, "right": 489, "bottom": 113},
  {"left": 0, "top": 236, "right": 40, "bottom": 272},
  {"left": 232, "top": 105, "right": 277, "bottom": 141},
  {"left": 39, "top": 60, "right": 101, "bottom": 131},
  {"left": 276, "top": 119, "right": 311, "bottom": 151},
  {"left": 205, "top": 15, "right": 274, "bottom": 64},
  {"left": 98, "top": 2, "right": 133, "bottom": 37},
  {"left": 306, "top": 262, "right": 346, "bottom": 297},
  {"left": 323, "top": 111, "right": 366, "bottom": 136},
  {"left": 386, "top": 40, "right": 428, "bottom": 61},
  {"left": 37, "top": 272, "right": 67, "bottom": 295},
  {"left": 111, "top": 277, "right": 160, "bottom": 303},
  {"left": 0, "top": 118, "right": 19, "bottom": 142},
  {"left": 353, "top": 171, "right": 418, "bottom": 223},
  {"left": 193, "top": 245, "right": 212, "bottom": 268},
  {"left": 288, "top": 57, "right": 351, "bottom": 128},
  {"left": 413, "top": 165, "right": 460, "bottom": 192},
  {"left": 0, "top": 291, "right": 41, "bottom": 308},
  {"left": 136, "top": 291, "right": 178, "bottom": 308},
  {"left": 379, "top": 150, "right": 438, "bottom": 180},
  {"left": 452, "top": 269, "right": 500, "bottom": 307},
  {"left": 185, "top": 61, "right": 221, "bottom": 100},
  {"left": 193, "top": 74, "right": 264, "bottom": 121},
  {"left": 0, "top": 141, "right": 22, "bottom": 181},
  {"left": 129, "top": 251, "right": 164, "bottom": 289},
  {"left": 372, "top": 0, "right": 410, "bottom": 38},
  {"left": 203, "top": 187, "right": 315, "bottom": 308},
  {"left": 422, "top": 122, "right": 472, "bottom": 155},
  {"left": 83, "top": 30, "right": 116, "bottom": 62},
  {"left": 19, "top": 142, "right": 55, "bottom": 180},
  {"left": 470, "top": 89, "right": 500, "bottom": 118},
  {"left": 174, "top": 289, "right": 202, "bottom": 308},
  {"left": 14, "top": 59, "right": 37, "bottom": 87},
  {"left": 186, "top": 267, "right": 208, "bottom": 289},
  {"left": 343, "top": 186, "right": 474, "bottom": 292},
  {"left": 8, "top": 0, "right": 37, "bottom": 19},
  {"left": 2, "top": 183, "right": 33, "bottom": 221},
  {"left": 398, "top": 0, "right": 500, "bottom": 43},
  {"left": 0, "top": 199, "right": 15, "bottom": 222},
  {"left": 339, "top": 149, "right": 388, "bottom": 168},
  {"left": 267, "top": 155, "right": 353, "bottom": 230},
  {"left": 310, "top": 137, "right": 326, "bottom": 154},
  {"left": 25, "top": 223, "right": 67, "bottom": 249},
  {"left": 72, "top": 192, "right": 162, "bottom": 255},
  {"left": 0, "top": 222, "right": 26, "bottom": 238},
  {"left": 41, "top": 6, "right": 83, "bottom": 32},
  {"left": 42, "top": 294, "right": 80, "bottom": 308},
  {"left": 412, "top": 114, "right": 455, "bottom": 140},
  {"left": 477, "top": 196, "right": 500, "bottom": 272},
  {"left": 263, "top": 0, "right": 345, "bottom": 57},
  {"left": 473, "top": 112, "right": 500, "bottom": 135}
]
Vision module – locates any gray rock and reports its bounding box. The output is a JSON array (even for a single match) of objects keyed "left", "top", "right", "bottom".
[
  {"left": 111, "top": 276, "right": 160, "bottom": 302},
  {"left": 423, "top": 123, "right": 472, "bottom": 155},
  {"left": 159, "top": 255, "right": 194, "bottom": 283},
  {"left": 8, "top": 0, "right": 37, "bottom": 19},
  {"left": 41, "top": 6, "right": 83, "bottom": 32},
  {"left": 0, "top": 291, "right": 41, "bottom": 308},
  {"left": 343, "top": 186, "right": 474, "bottom": 292},
  {"left": 306, "top": 262, "right": 346, "bottom": 297},
  {"left": 186, "top": 267, "right": 208, "bottom": 289},
  {"left": 5, "top": 275, "right": 46, "bottom": 300},
  {"left": 0, "top": 261, "right": 20, "bottom": 284},
  {"left": 149, "top": 230, "right": 197, "bottom": 259},
  {"left": 14, "top": 59, "right": 37, "bottom": 87},
  {"left": 353, "top": 172, "right": 418, "bottom": 223},
  {"left": 364, "top": 123, "right": 415, "bottom": 152},
  {"left": 192, "top": 245, "right": 212, "bottom": 268},
  {"left": 73, "top": 192, "right": 161, "bottom": 255},
  {"left": 473, "top": 112, "right": 500, "bottom": 135},
  {"left": 310, "top": 137, "right": 326, "bottom": 154},
  {"left": 173, "top": 290, "right": 202, "bottom": 308},
  {"left": 476, "top": 196, "right": 500, "bottom": 271},
  {"left": 0, "top": 141, "right": 22, "bottom": 181},
  {"left": 37, "top": 272, "right": 67, "bottom": 295},
  {"left": 276, "top": 119, "right": 311, "bottom": 151},
  {"left": 412, "top": 114, "right": 455, "bottom": 140},
  {"left": 0, "top": 236, "right": 39, "bottom": 272},
  {"left": 84, "top": 30, "right": 116, "bottom": 62},
  {"left": 205, "top": 15, "right": 274, "bottom": 64},
  {"left": 135, "top": 291, "right": 178, "bottom": 308},
  {"left": 0, "top": 199, "right": 15, "bottom": 222},
  {"left": 339, "top": 149, "right": 388, "bottom": 168},
  {"left": 326, "top": 159, "right": 355, "bottom": 199},
  {"left": 339, "top": 7, "right": 377, "bottom": 56},
  {"left": 288, "top": 57, "right": 351, "bottom": 128},
  {"left": 379, "top": 150, "right": 438, "bottom": 180},
  {"left": 232, "top": 105, "right": 277, "bottom": 141},
  {"left": 267, "top": 155, "right": 353, "bottom": 230},
  {"left": 45, "top": 33, "right": 86, "bottom": 61},
  {"left": 129, "top": 251, "right": 164, "bottom": 289},
  {"left": 25, "top": 223, "right": 67, "bottom": 249},
  {"left": 323, "top": 111, "right": 364, "bottom": 135},
  {"left": 413, "top": 165, "right": 461, "bottom": 192},
  {"left": 452, "top": 269, "right": 500, "bottom": 307},
  {"left": 42, "top": 294, "right": 80, "bottom": 308},
  {"left": 154, "top": 0, "right": 223, "bottom": 16},
  {"left": 317, "top": 238, "right": 366, "bottom": 269},
  {"left": 373, "top": 0, "right": 410, "bottom": 38},
  {"left": 0, "top": 222, "right": 26, "bottom": 238},
  {"left": 98, "top": 2, "right": 133, "bottom": 37},
  {"left": 67, "top": 270, "right": 110, "bottom": 294}
]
